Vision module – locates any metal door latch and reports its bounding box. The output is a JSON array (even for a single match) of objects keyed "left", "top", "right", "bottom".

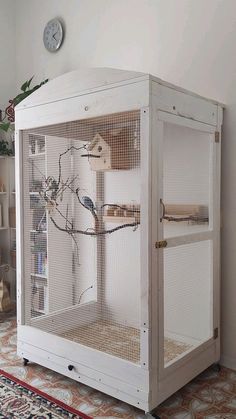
[{"left": 155, "top": 240, "right": 167, "bottom": 249}]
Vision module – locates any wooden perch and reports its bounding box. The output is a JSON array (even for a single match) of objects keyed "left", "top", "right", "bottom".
[
  {"left": 103, "top": 204, "right": 140, "bottom": 224},
  {"left": 162, "top": 204, "right": 209, "bottom": 223}
]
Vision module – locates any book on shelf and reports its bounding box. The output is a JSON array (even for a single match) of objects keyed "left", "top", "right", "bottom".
[{"left": 31, "top": 251, "right": 47, "bottom": 277}]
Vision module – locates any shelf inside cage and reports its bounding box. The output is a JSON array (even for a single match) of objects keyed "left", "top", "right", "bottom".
[
  {"left": 31, "top": 279, "right": 48, "bottom": 317},
  {"left": 29, "top": 152, "right": 45, "bottom": 159},
  {"left": 55, "top": 320, "right": 197, "bottom": 365},
  {"left": 32, "top": 309, "right": 46, "bottom": 315},
  {"left": 28, "top": 134, "right": 46, "bottom": 158},
  {"left": 103, "top": 204, "right": 140, "bottom": 224},
  {"left": 162, "top": 204, "right": 209, "bottom": 224},
  {"left": 29, "top": 192, "right": 41, "bottom": 196},
  {"left": 31, "top": 273, "right": 47, "bottom": 280},
  {"left": 30, "top": 230, "right": 47, "bottom": 234}
]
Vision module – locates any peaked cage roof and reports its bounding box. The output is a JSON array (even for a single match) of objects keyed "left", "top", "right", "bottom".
[{"left": 15, "top": 67, "right": 149, "bottom": 110}]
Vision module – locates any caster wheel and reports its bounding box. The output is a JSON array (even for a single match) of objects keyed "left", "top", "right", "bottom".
[
  {"left": 213, "top": 363, "right": 221, "bottom": 373},
  {"left": 23, "top": 358, "right": 29, "bottom": 366},
  {"left": 145, "top": 414, "right": 161, "bottom": 419}
]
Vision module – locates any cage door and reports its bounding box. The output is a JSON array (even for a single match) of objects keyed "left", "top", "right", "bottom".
[{"left": 157, "top": 112, "right": 219, "bottom": 372}]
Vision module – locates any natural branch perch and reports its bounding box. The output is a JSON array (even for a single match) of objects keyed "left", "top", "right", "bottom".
[{"left": 50, "top": 217, "right": 139, "bottom": 236}]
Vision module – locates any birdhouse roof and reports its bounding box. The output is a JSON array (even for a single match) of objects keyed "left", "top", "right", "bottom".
[
  {"left": 88, "top": 133, "right": 107, "bottom": 151},
  {"left": 88, "top": 128, "right": 130, "bottom": 151}
]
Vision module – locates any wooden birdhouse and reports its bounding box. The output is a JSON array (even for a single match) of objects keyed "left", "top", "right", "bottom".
[{"left": 88, "top": 127, "right": 137, "bottom": 171}]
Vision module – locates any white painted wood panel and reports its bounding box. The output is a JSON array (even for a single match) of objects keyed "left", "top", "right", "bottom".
[
  {"left": 15, "top": 81, "right": 150, "bottom": 130},
  {"left": 15, "top": 130, "right": 24, "bottom": 325},
  {"left": 16, "top": 69, "right": 224, "bottom": 112},
  {"left": 18, "top": 342, "right": 149, "bottom": 411},
  {"left": 153, "top": 82, "right": 218, "bottom": 125},
  {"left": 18, "top": 325, "right": 149, "bottom": 389},
  {"left": 17, "top": 68, "right": 149, "bottom": 109},
  {"left": 155, "top": 341, "right": 218, "bottom": 409}
]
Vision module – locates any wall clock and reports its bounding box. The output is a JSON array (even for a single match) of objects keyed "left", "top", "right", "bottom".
[{"left": 43, "top": 19, "right": 64, "bottom": 52}]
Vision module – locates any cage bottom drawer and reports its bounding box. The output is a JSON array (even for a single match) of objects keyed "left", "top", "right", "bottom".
[{"left": 17, "top": 338, "right": 150, "bottom": 410}]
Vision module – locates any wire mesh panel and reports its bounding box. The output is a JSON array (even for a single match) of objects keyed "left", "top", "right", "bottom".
[
  {"left": 22, "top": 111, "right": 141, "bottom": 364},
  {"left": 164, "top": 240, "right": 213, "bottom": 367},
  {"left": 161, "top": 120, "right": 214, "bottom": 368},
  {"left": 162, "top": 123, "right": 213, "bottom": 238}
]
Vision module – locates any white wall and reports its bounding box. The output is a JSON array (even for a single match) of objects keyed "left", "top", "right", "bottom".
[
  {"left": 0, "top": 0, "right": 16, "bottom": 111},
  {"left": 13, "top": 0, "right": 236, "bottom": 368}
]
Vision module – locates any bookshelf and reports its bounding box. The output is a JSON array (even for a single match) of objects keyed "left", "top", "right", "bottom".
[
  {"left": 29, "top": 135, "right": 48, "bottom": 316},
  {"left": 0, "top": 155, "right": 17, "bottom": 307}
]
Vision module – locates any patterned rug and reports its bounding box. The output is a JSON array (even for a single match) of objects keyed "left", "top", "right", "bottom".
[
  {"left": 2, "top": 317, "right": 236, "bottom": 418},
  {"left": 0, "top": 369, "right": 91, "bottom": 418}
]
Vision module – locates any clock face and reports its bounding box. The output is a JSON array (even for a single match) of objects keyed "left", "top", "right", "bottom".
[{"left": 43, "top": 19, "right": 64, "bottom": 52}]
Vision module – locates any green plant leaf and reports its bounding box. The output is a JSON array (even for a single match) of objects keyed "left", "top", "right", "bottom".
[
  {"left": 30, "top": 79, "right": 49, "bottom": 93},
  {"left": 13, "top": 78, "right": 48, "bottom": 106},
  {"left": 21, "top": 76, "right": 34, "bottom": 92},
  {"left": 0, "top": 122, "right": 10, "bottom": 132},
  {"left": 21, "top": 80, "right": 29, "bottom": 92},
  {"left": 27, "top": 76, "right": 34, "bottom": 89},
  {"left": 0, "top": 139, "right": 13, "bottom": 155},
  {"left": 13, "top": 91, "right": 32, "bottom": 106},
  {"left": 12, "top": 92, "right": 27, "bottom": 106}
]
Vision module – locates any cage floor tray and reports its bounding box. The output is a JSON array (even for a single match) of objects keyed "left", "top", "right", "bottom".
[{"left": 58, "top": 320, "right": 192, "bottom": 364}]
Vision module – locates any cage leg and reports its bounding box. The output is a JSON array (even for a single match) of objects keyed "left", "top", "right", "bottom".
[
  {"left": 23, "top": 358, "right": 29, "bottom": 366},
  {"left": 145, "top": 413, "right": 160, "bottom": 419},
  {"left": 213, "top": 362, "right": 221, "bottom": 373}
]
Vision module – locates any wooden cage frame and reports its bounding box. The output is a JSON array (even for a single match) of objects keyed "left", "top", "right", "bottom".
[{"left": 15, "top": 68, "right": 223, "bottom": 413}]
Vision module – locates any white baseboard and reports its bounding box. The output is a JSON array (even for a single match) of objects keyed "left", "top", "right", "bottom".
[{"left": 220, "top": 354, "right": 236, "bottom": 370}]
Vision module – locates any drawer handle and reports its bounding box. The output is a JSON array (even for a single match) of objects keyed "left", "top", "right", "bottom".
[{"left": 68, "top": 365, "right": 74, "bottom": 371}]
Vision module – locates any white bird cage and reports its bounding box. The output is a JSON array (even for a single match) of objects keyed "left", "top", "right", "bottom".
[{"left": 15, "top": 68, "right": 223, "bottom": 414}]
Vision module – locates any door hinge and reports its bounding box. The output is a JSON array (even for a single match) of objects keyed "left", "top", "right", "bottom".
[
  {"left": 215, "top": 131, "right": 220, "bottom": 143},
  {"left": 214, "top": 327, "right": 219, "bottom": 339},
  {"left": 155, "top": 240, "right": 167, "bottom": 249}
]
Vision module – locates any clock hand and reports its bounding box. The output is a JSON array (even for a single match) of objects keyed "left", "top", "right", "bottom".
[{"left": 52, "top": 30, "right": 59, "bottom": 40}]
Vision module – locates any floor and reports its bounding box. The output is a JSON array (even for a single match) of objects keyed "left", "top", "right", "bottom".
[
  {"left": 1, "top": 317, "right": 236, "bottom": 418},
  {"left": 58, "top": 320, "right": 192, "bottom": 364}
]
